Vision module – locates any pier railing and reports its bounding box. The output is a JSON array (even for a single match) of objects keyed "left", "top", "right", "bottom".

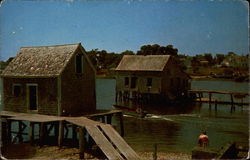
[{"left": 188, "top": 89, "right": 249, "bottom": 106}]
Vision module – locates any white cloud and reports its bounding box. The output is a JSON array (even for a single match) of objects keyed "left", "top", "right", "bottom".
[{"left": 12, "top": 31, "right": 16, "bottom": 34}]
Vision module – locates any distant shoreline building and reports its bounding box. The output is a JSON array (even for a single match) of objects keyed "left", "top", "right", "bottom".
[
  {"left": 115, "top": 55, "right": 190, "bottom": 105},
  {"left": 0, "top": 43, "right": 96, "bottom": 116}
]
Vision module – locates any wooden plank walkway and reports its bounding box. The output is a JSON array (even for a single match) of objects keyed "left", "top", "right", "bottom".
[
  {"left": 100, "top": 124, "right": 141, "bottom": 160},
  {"left": 189, "top": 89, "right": 249, "bottom": 96},
  {"left": 86, "top": 125, "right": 124, "bottom": 160},
  {"left": 189, "top": 89, "right": 249, "bottom": 106},
  {"left": 0, "top": 111, "right": 140, "bottom": 160},
  {"left": 65, "top": 117, "right": 102, "bottom": 126}
]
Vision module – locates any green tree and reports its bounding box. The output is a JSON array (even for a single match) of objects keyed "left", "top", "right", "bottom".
[
  {"left": 215, "top": 54, "right": 225, "bottom": 64},
  {"left": 121, "top": 50, "right": 135, "bottom": 55},
  {"left": 137, "top": 44, "right": 178, "bottom": 56},
  {"left": 204, "top": 53, "right": 213, "bottom": 65}
]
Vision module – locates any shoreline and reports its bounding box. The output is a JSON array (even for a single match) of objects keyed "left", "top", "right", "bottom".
[
  {"left": 2, "top": 143, "right": 192, "bottom": 159},
  {"left": 96, "top": 74, "right": 248, "bottom": 82}
]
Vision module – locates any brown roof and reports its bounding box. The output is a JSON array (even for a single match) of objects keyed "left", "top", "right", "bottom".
[
  {"left": 115, "top": 55, "right": 171, "bottom": 71},
  {"left": 1, "top": 43, "right": 80, "bottom": 77}
]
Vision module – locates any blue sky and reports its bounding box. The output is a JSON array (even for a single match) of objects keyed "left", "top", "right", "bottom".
[{"left": 0, "top": 0, "right": 248, "bottom": 60}]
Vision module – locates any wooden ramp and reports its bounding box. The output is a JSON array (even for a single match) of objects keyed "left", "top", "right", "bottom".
[{"left": 86, "top": 124, "right": 141, "bottom": 160}]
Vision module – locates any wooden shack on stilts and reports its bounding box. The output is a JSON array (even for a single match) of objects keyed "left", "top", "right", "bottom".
[
  {"left": 0, "top": 43, "right": 139, "bottom": 159},
  {"left": 114, "top": 55, "right": 191, "bottom": 107}
]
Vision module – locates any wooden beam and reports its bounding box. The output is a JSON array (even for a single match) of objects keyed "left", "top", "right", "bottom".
[
  {"left": 119, "top": 112, "right": 124, "bottom": 137},
  {"left": 58, "top": 121, "right": 64, "bottom": 147},
  {"left": 29, "top": 122, "right": 34, "bottom": 145},
  {"left": 54, "top": 122, "right": 59, "bottom": 139},
  {"left": 39, "top": 122, "right": 46, "bottom": 146},
  {"left": 6, "top": 119, "right": 12, "bottom": 144},
  {"left": 107, "top": 115, "right": 112, "bottom": 124},
  {"left": 1, "top": 119, "right": 7, "bottom": 146},
  {"left": 72, "top": 124, "right": 77, "bottom": 144},
  {"left": 79, "top": 127, "right": 86, "bottom": 159}
]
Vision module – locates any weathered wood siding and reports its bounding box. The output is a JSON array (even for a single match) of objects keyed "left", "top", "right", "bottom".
[
  {"left": 61, "top": 47, "right": 96, "bottom": 116},
  {"left": 116, "top": 73, "right": 162, "bottom": 94},
  {"left": 162, "top": 57, "right": 189, "bottom": 99},
  {"left": 2, "top": 77, "right": 58, "bottom": 115},
  {"left": 115, "top": 56, "right": 190, "bottom": 100}
]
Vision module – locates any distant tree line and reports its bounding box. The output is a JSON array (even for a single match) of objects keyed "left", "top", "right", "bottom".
[
  {"left": 86, "top": 44, "right": 179, "bottom": 71},
  {"left": 1, "top": 44, "right": 247, "bottom": 74}
]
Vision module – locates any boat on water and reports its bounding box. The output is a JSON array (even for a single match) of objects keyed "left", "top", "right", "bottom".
[{"left": 112, "top": 105, "right": 147, "bottom": 118}]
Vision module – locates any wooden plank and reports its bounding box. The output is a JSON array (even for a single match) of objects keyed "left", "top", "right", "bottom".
[
  {"left": 66, "top": 117, "right": 102, "bottom": 127},
  {"left": 8, "top": 114, "right": 63, "bottom": 122},
  {"left": 188, "top": 90, "right": 249, "bottom": 96},
  {"left": 85, "top": 125, "right": 124, "bottom": 160},
  {"left": 100, "top": 124, "right": 141, "bottom": 160},
  {"left": 0, "top": 111, "right": 27, "bottom": 117},
  {"left": 86, "top": 110, "right": 122, "bottom": 118}
]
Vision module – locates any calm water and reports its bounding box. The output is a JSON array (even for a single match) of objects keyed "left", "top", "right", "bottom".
[
  {"left": 96, "top": 79, "right": 249, "bottom": 154},
  {"left": 0, "top": 79, "right": 249, "bottom": 154}
]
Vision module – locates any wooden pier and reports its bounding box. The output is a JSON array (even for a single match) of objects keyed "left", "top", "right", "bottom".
[
  {"left": 0, "top": 110, "right": 140, "bottom": 160},
  {"left": 188, "top": 89, "right": 249, "bottom": 106}
]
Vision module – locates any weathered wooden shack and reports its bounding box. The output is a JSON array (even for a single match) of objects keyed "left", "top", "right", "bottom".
[
  {"left": 115, "top": 55, "right": 190, "bottom": 104},
  {"left": 0, "top": 43, "right": 96, "bottom": 116}
]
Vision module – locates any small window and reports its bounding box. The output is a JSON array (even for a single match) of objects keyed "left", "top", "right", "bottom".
[
  {"left": 130, "top": 77, "right": 137, "bottom": 89},
  {"left": 147, "top": 78, "right": 152, "bottom": 87},
  {"left": 124, "top": 77, "right": 129, "bottom": 86},
  {"left": 76, "top": 54, "right": 83, "bottom": 73},
  {"left": 12, "top": 84, "right": 21, "bottom": 97}
]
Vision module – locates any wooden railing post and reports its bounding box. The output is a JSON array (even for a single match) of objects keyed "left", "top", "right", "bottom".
[
  {"left": 6, "top": 119, "right": 12, "bottom": 144},
  {"left": 119, "top": 112, "right": 124, "bottom": 137},
  {"left": 79, "top": 127, "right": 86, "bottom": 159},
  {"left": 29, "top": 122, "right": 34, "bottom": 145},
  {"left": 58, "top": 120, "right": 64, "bottom": 147}
]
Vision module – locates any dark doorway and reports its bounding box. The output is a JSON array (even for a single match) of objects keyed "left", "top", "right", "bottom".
[{"left": 28, "top": 85, "right": 37, "bottom": 110}]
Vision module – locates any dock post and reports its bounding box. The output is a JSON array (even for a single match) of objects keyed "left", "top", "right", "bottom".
[
  {"left": 101, "top": 116, "right": 105, "bottom": 123},
  {"left": 230, "top": 94, "right": 235, "bottom": 112},
  {"left": 199, "top": 93, "right": 202, "bottom": 102},
  {"left": 79, "top": 127, "right": 86, "bottom": 159},
  {"left": 153, "top": 143, "right": 157, "bottom": 160},
  {"left": 39, "top": 122, "right": 46, "bottom": 146},
  {"left": 29, "top": 122, "right": 34, "bottom": 145},
  {"left": 18, "top": 121, "right": 24, "bottom": 143},
  {"left": 119, "top": 112, "right": 124, "bottom": 137},
  {"left": 230, "top": 94, "right": 234, "bottom": 107},
  {"left": 1, "top": 118, "right": 7, "bottom": 155},
  {"left": 215, "top": 100, "right": 217, "bottom": 111},
  {"left": 209, "top": 93, "right": 212, "bottom": 107},
  {"left": 54, "top": 122, "right": 59, "bottom": 140},
  {"left": 72, "top": 124, "right": 77, "bottom": 145},
  {"left": 58, "top": 120, "right": 64, "bottom": 147},
  {"left": 107, "top": 114, "right": 112, "bottom": 124},
  {"left": 6, "top": 119, "right": 12, "bottom": 144}
]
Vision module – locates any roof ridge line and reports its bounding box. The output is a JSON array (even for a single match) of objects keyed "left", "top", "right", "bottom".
[{"left": 21, "top": 43, "right": 81, "bottom": 48}]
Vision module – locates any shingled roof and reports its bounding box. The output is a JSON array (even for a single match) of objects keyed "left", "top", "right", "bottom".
[
  {"left": 1, "top": 43, "right": 80, "bottom": 77},
  {"left": 115, "top": 55, "right": 171, "bottom": 71}
]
